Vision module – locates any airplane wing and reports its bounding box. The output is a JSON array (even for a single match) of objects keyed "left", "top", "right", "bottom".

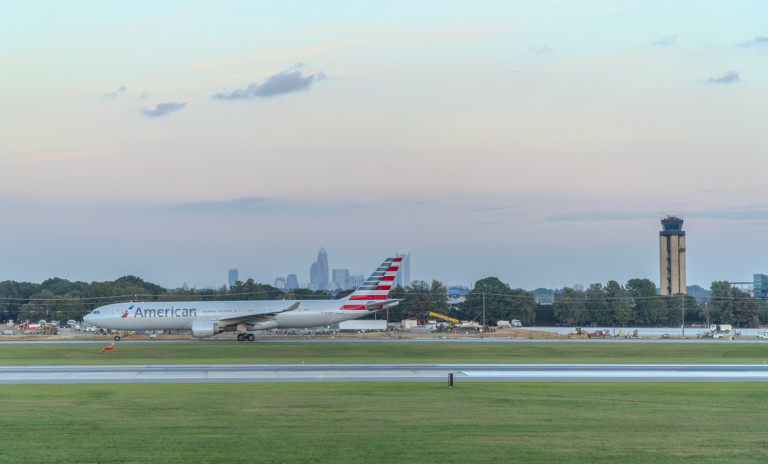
[
  {"left": 365, "top": 299, "right": 401, "bottom": 311},
  {"left": 211, "top": 301, "right": 300, "bottom": 326}
]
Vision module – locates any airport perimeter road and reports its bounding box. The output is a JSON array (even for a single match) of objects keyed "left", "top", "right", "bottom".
[{"left": 3, "top": 364, "right": 768, "bottom": 384}]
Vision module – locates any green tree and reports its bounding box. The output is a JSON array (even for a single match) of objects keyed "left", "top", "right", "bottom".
[
  {"left": 605, "top": 281, "right": 632, "bottom": 326},
  {"left": 732, "top": 288, "right": 759, "bottom": 327},
  {"left": 553, "top": 287, "right": 587, "bottom": 326},
  {"left": 585, "top": 283, "right": 609, "bottom": 325},
  {"left": 709, "top": 281, "right": 733, "bottom": 324},
  {"left": 81, "top": 282, "right": 114, "bottom": 311},
  {"left": 460, "top": 278, "right": 536, "bottom": 326},
  {"left": 397, "top": 280, "right": 448, "bottom": 320},
  {"left": 626, "top": 279, "right": 658, "bottom": 325}
]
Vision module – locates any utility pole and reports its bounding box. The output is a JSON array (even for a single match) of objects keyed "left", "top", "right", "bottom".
[
  {"left": 681, "top": 294, "right": 685, "bottom": 338},
  {"left": 482, "top": 293, "right": 486, "bottom": 339}
]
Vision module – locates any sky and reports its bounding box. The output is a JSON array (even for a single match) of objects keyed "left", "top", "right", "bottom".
[{"left": 1, "top": 1, "right": 767, "bottom": 291}]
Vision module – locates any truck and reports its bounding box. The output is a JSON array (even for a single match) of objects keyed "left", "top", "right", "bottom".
[{"left": 710, "top": 324, "right": 733, "bottom": 339}]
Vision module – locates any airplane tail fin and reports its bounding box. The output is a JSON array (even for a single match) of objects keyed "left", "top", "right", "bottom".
[{"left": 341, "top": 257, "right": 402, "bottom": 311}]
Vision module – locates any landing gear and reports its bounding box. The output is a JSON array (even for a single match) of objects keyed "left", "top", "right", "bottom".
[
  {"left": 237, "top": 333, "right": 245, "bottom": 342},
  {"left": 247, "top": 334, "right": 255, "bottom": 341},
  {"left": 114, "top": 335, "right": 121, "bottom": 341},
  {"left": 237, "top": 333, "right": 255, "bottom": 342}
]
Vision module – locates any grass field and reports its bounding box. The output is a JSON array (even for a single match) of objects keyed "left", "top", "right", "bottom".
[
  {"left": 3, "top": 342, "right": 768, "bottom": 463},
  {"left": 1, "top": 382, "right": 767, "bottom": 463},
  {"left": 2, "top": 341, "right": 768, "bottom": 365}
]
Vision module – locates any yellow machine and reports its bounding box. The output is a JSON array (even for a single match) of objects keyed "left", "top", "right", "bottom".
[
  {"left": 427, "top": 312, "right": 459, "bottom": 324},
  {"left": 568, "top": 328, "right": 589, "bottom": 338}
]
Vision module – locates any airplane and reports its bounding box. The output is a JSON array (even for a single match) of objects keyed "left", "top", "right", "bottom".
[{"left": 83, "top": 257, "right": 402, "bottom": 341}]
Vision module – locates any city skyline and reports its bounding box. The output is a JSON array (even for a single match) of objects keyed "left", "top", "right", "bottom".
[{"left": 2, "top": 2, "right": 767, "bottom": 291}]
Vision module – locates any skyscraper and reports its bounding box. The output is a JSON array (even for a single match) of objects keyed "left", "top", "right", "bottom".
[
  {"left": 332, "top": 268, "right": 350, "bottom": 290},
  {"left": 285, "top": 274, "right": 299, "bottom": 290},
  {"left": 309, "top": 247, "right": 330, "bottom": 291},
  {"left": 659, "top": 216, "right": 686, "bottom": 295},
  {"left": 228, "top": 268, "right": 239, "bottom": 289},
  {"left": 395, "top": 250, "right": 410, "bottom": 287}
]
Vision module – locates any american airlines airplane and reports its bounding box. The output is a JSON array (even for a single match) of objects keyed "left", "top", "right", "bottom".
[{"left": 83, "top": 257, "right": 402, "bottom": 341}]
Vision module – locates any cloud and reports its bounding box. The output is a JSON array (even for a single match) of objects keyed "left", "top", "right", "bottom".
[
  {"left": 212, "top": 68, "right": 326, "bottom": 100},
  {"left": 171, "top": 196, "right": 290, "bottom": 213},
  {"left": 528, "top": 45, "right": 553, "bottom": 55},
  {"left": 738, "top": 36, "right": 768, "bottom": 47},
  {"left": 140, "top": 102, "right": 187, "bottom": 117},
  {"left": 103, "top": 86, "right": 126, "bottom": 98},
  {"left": 651, "top": 34, "right": 678, "bottom": 47},
  {"left": 10, "top": 150, "right": 117, "bottom": 164},
  {"left": 703, "top": 70, "right": 741, "bottom": 85},
  {"left": 546, "top": 212, "right": 659, "bottom": 222}
]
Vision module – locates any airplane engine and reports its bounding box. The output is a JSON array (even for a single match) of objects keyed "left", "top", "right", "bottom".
[{"left": 191, "top": 320, "right": 221, "bottom": 338}]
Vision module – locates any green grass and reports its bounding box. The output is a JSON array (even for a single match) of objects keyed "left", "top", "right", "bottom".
[
  {"left": 2, "top": 342, "right": 768, "bottom": 365},
  {"left": 0, "top": 382, "right": 766, "bottom": 463}
]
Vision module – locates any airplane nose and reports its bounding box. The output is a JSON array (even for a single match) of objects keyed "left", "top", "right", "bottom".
[{"left": 83, "top": 314, "right": 92, "bottom": 324}]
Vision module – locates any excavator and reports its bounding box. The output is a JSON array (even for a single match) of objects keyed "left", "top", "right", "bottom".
[{"left": 427, "top": 312, "right": 459, "bottom": 324}]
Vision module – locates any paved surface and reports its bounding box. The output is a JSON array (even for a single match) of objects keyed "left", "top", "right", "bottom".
[
  {"left": 3, "top": 338, "right": 768, "bottom": 345},
  {"left": 3, "top": 363, "right": 768, "bottom": 384}
]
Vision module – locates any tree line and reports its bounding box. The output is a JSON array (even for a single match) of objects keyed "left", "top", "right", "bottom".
[
  {"left": 2, "top": 273, "right": 767, "bottom": 328},
  {"left": 0, "top": 276, "right": 334, "bottom": 324},
  {"left": 385, "top": 278, "right": 768, "bottom": 328}
]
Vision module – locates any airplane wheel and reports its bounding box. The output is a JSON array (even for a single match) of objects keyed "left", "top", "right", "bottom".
[
  {"left": 114, "top": 335, "right": 121, "bottom": 341},
  {"left": 247, "top": 334, "right": 255, "bottom": 341},
  {"left": 237, "top": 333, "right": 245, "bottom": 342}
]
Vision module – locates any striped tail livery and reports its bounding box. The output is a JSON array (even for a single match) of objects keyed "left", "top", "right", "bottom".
[{"left": 341, "top": 257, "right": 402, "bottom": 311}]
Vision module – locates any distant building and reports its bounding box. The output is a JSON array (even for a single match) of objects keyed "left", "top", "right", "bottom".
[
  {"left": 659, "top": 216, "right": 686, "bottom": 295},
  {"left": 395, "top": 250, "right": 410, "bottom": 287},
  {"left": 309, "top": 248, "right": 330, "bottom": 291},
  {"left": 274, "top": 277, "right": 286, "bottom": 289},
  {"left": 285, "top": 274, "right": 299, "bottom": 290},
  {"left": 228, "top": 268, "right": 239, "bottom": 289},
  {"left": 754, "top": 274, "right": 768, "bottom": 300},
  {"left": 348, "top": 274, "right": 365, "bottom": 290},
  {"left": 333, "top": 269, "right": 350, "bottom": 290}
]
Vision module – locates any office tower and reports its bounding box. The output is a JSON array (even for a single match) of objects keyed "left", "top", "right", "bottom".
[
  {"left": 659, "top": 216, "right": 686, "bottom": 295},
  {"left": 309, "top": 247, "right": 330, "bottom": 291},
  {"left": 333, "top": 269, "right": 350, "bottom": 290},
  {"left": 274, "top": 277, "right": 286, "bottom": 289},
  {"left": 395, "top": 250, "right": 410, "bottom": 287},
  {"left": 285, "top": 274, "right": 299, "bottom": 290},
  {"left": 228, "top": 268, "right": 239, "bottom": 289}
]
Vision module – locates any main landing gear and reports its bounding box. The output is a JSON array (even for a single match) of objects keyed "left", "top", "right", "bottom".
[{"left": 237, "top": 333, "right": 255, "bottom": 342}]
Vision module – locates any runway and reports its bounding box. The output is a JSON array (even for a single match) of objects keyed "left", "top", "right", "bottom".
[{"left": 3, "top": 363, "right": 768, "bottom": 384}]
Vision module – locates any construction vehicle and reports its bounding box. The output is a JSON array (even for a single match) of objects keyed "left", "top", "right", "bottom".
[
  {"left": 710, "top": 324, "right": 734, "bottom": 339},
  {"left": 568, "top": 328, "right": 589, "bottom": 339},
  {"left": 41, "top": 322, "right": 58, "bottom": 335},
  {"left": 588, "top": 329, "right": 611, "bottom": 338},
  {"left": 427, "top": 312, "right": 459, "bottom": 324}
]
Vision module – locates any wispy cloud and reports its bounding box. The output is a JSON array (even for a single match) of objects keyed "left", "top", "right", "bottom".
[
  {"left": 650, "top": 34, "right": 678, "bottom": 47},
  {"left": 141, "top": 102, "right": 187, "bottom": 117},
  {"left": 703, "top": 70, "right": 741, "bottom": 85},
  {"left": 103, "top": 86, "right": 126, "bottom": 98},
  {"left": 528, "top": 45, "right": 553, "bottom": 55},
  {"left": 546, "top": 205, "right": 768, "bottom": 223},
  {"left": 212, "top": 67, "right": 326, "bottom": 100},
  {"left": 546, "top": 212, "right": 659, "bottom": 222},
  {"left": 10, "top": 150, "right": 117, "bottom": 164},
  {"left": 738, "top": 36, "right": 768, "bottom": 47},
  {"left": 170, "top": 196, "right": 291, "bottom": 213}
]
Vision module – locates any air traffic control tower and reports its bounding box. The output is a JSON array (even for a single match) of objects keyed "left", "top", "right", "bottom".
[{"left": 659, "top": 216, "right": 686, "bottom": 295}]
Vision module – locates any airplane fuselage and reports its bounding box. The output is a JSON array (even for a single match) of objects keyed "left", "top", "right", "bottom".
[{"left": 84, "top": 300, "right": 373, "bottom": 332}]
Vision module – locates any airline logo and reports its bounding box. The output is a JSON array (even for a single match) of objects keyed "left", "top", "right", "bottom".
[
  {"left": 342, "top": 257, "right": 401, "bottom": 310},
  {"left": 131, "top": 307, "right": 198, "bottom": 318}
]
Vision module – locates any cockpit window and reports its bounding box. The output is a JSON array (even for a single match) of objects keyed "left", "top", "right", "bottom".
[{"left": 93, "top": 311, "right": 100, "bottom": 314}]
